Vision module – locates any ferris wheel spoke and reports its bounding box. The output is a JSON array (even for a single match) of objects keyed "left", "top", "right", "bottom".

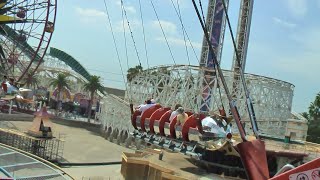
[
  {"left": 2, "top": 1, "right": 47, "bottom": 11},
  {"left": 0, "top": 0, "right": 57, "bottom": 81}
]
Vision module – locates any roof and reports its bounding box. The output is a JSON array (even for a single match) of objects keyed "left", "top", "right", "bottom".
[{"left": 0, "top": 144, "right": 73, "bottom": 179}]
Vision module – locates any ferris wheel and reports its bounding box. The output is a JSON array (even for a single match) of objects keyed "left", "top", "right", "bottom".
[{"left": 0, "top": 0, "right": 57, "bottom": 83}]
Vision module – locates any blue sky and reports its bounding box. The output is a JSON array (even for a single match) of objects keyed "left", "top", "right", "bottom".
[{"left": 50, "top": 0, "right": 320, "bottom": 113}]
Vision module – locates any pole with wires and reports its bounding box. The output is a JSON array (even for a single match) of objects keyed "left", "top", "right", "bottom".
[
  {"left": 220, "top": 0, "right": 259, "bottom": 139},
  {"left": 120, "top": 0, "right": 142, "bottom": 67},
  {"left": 169, "top": 0, "right": 200, "bottom": 63},
  {"left": 150, "top": 0, "right": 186, "bottom": 108},
  {"left": 120, "top": 0, "right": 132, "bottom": 103},
  {"left": 102, "top": 0, "right": 127, "bottom": 93},
  {"left": 192, "top": 3, "right": 271, "bottom": 179},
  {"left": 138, "top": 0, "right": 150, "bottom": 69},
  {"left": 191, "top": 0, "right": 247, "bottom": 142}
]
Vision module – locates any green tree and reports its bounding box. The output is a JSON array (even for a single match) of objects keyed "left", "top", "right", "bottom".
[
  {"left": 49, "top": 73, "right": 70, "bottom": 110},
  {"left": 301, "top": 112, "right": 309, "bottom": 120},
  {"left": 306, "top": 92, "right": 320, "bottom": 143},
  {"left": 23, "top": 71, "right": 39, "bottom": 89},
  {"left": 127, "top": 65, "right": 143, "bottom": 82},
  {"left": 309, "top": 93, "right": 320, "bottom": 121},
  {"left": 83, "top": 75, "right": 105, "bottom": 122}
]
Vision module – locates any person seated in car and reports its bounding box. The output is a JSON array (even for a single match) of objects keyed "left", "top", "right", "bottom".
[
  {"left": 201, "top": 111, "right": 232, "bottom": 135},
  {"left": 175, "top": 107, "right": 189, "bottom": 127},
  {"left": 169, "top": 104, "right": 182, "bottom": 122},
  {"left": 201, "top": 116, "right": 226, "bottom": 135},
  {"left": 137, "top": 99, "right": 156, "bottom": 113}
]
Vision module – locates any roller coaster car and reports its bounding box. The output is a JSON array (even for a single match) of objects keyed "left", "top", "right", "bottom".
[
  {"left": 130, "top": 104, "right": 320, "bottom": 179},
  {"left": 131, "top": 104, "right": 161, "bottom": 137},
  {"left": 144, "top": 107, "right": 171, "bottom": 133},
  {"left": 131, "top": 105, "right": 235, "bottom": 156},
  {"left": 142, "top": 107, "right": 170, "bottom": 142}
]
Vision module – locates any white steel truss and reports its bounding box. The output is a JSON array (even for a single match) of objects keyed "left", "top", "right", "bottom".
[
  {"left": 231, "top": 0, "right": 254, "bottom": 100},
  {"left": 199, "top": 0, "right": 229, "bottom": 66},
  {"left": 125, "top": 65, "right": 303, "bottom": 137}
]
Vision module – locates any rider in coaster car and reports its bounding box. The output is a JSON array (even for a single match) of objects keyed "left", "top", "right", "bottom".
[
  {"left": 136, "top": 99, "right": 156, "bottom": 113},
  {"left": 169, "top": 104, "right": 182, "bottom": 122},
  {"left": 201, "top": 111, "right": 232, "bottom": 136},
  {"left": 175, "top": 107, "right": 189, "bottom": 127}
]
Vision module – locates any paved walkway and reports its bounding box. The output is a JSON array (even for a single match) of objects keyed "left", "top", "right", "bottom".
[
  {"left": 5, "top": 120, "right": 132, "bottom": 178},
  {"left": 63, "top": 165, "right": 123, "bottom": 180}
]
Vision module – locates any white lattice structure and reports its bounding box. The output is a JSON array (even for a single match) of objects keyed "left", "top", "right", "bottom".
[
  {"left": 29, "top": 51, "right": 308, "bottom": 141},
  {"left": 36, "top": 55, "right": 89, "bottom": 94},
  {"left": 32, "top": 55, "right": 307, "bottom": 140},
  {"left": 126, "top": 64, "right": 307, "bottom": 138},
  {"left": 99, "top": 94, "right": 131, "bottom": 138},
  {"left": 31, "top": 53, "right": 133, "bottom": 141}
]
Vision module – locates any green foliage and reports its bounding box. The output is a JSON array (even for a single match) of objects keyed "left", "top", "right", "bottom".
[
  {"left": 304, "top": 92, "right": 320, "bottom": 143},
  {"left": 307, "top": 125, "right": 320, "bottom": 143},
  {"left": 49, "top": 73, "right": 70, "bottom": 91},
  {"left": 83, "top": 75, "right": 105, "bottom": 95},
  {"left": 83, "top": 75, "right": 104, "bottom": 122},
  {"left": 301, "top": 112, "right": 309, "bottom": 120},
  {"left": 23, "top": 71, "right": 39, "bottom": 89},
  {"left": 49, "top": 73, "right": 70, "bottom": 111},
  {"left": 127, "top": 65, "right": 143, "bottom": 82},
  {"left": 308, "top": 92, "right": 320, "bottom": 121}
]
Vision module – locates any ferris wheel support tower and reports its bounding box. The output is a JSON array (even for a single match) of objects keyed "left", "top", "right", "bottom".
[
  {"left": 198, "top": 0, "right": 254, "bottom": 112},
  {"left": 199, "top": 0, "right": 228, "bottom": 66},
  {"left": 198, "top": 0, "right": 229, "bottom": 112},
  {"left": 231, "top": 0, "right": 254, "bottom": 100}
]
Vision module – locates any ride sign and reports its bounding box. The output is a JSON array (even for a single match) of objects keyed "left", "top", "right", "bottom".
[{"left": 289, "top": 167, "right": 320, "bottom": 180}]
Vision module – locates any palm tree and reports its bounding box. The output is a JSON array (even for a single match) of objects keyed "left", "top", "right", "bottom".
[
  {"left": 23, "top": 71, "right": 39, "bottom": 89},
  {"left": 83, "top": 75, "right": 105, "bottom": 122},
  {"left": 308, "top": 92, "right": 320, "bottom": 122},
  {"left": 301, "top": 112, "right": 309, "bottom": 121},
  {"left": 306, "top": 92, "right": 320, "bottom": 143},
  {"left": 127, "top": 65, "right": 143, "bottom": 82},
  {"left": 49, "top": 73, "right": 70, "bottom": 110}
]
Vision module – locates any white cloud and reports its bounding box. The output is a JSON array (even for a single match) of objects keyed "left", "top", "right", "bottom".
[
  {"left": 273, "top": 53, "right": 320, "bottom": 80},
  {"left": 114, "top": 19, "right": 141, "bottom": 32},
  {"left": 272, "top": 27, "right": 320, "bottom": 80},
  {"left": 75, "top": 7, "right": 106, "bottom": 18},
  {"left": 115, "top": 0, "right": 136, "bottom": 14},
  {"left": 124, "top": 6, "right": 136, "bottom": 14},
  {"left": 248, "top": 29, "right": 320, "bottom": 112},
  {"left": 155, "top": 37, "right": 201, "bottom": 49},
  {"left": 290, "top": 27, "right": 320, "bottom": 53},
  {"left": 272, "top": 17, "right": 297, "bottom": 28},
  {"left": 285, "top": 0, "right": 308, "bottom": 17},
  {"left": 151, "top": 20, "right": 177, "bottom": 34},
  {"left": 75, "top": 7, "right": 106, "bottom": 23},
  {"left": 165, "top": 0, "right": 187, "bottom": 7}
]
